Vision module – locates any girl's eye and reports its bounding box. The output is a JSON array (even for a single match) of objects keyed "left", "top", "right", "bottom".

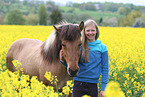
[{"left": 86, "top": 30, "right": 90, "bottom": 32}]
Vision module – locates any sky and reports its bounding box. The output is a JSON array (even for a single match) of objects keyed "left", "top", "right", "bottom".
[{"left": 46, "top": 0, "right": 145, "bottom": 6}]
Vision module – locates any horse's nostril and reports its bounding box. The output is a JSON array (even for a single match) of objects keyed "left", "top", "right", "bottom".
[{"left": 67, "top": 67, "right": 79, "bottom": 77}]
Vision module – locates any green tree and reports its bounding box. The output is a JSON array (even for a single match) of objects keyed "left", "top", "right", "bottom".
[
  {"left": 119, "top": 10, "right": 142, "bottom": 26},
  {"left": 6, "top": 9, "right": 25, "bottom": 25},
  {"left": 22, "top": 0, "right": 28, "bottom": 5},
  {"left": 50, "top": 8, "right": 63, "bottom": 25},
  {"left": 124, "top": 7, "right": 131, "bottom": 16},
  {"left": 46, "top": 1, "right": 56, "bottom": 11},
  {"left": 25, "top": 14, "right": 38, "bottom": 25},
  {"left": 67, "top": 7, "right": 75, "bottom": 13},
  {"left": 133, "top": 18, "right": 145, "bottom": 27},
  {"left": 38, "top": 5, "right": 47, "bottom": 25},
  {"left": 117, "top": 7, "right": 131, "bottom": 16},
  {"left": 117, "top": 7, "right": 126, "bottom": 15},
  {"left": 66, "top": 1, "right": 73, "bottom": 7},
  {"left": 80, "top": 3, "right": 97, "bottom": 11},
  {"left": 0, "top": 15, "right": 4, "bottom": 24},
  {"left": 128, "top": 10, "right": 142, "bottom": 26}
]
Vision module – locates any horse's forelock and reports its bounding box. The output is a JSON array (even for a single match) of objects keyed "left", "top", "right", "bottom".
[{"left": 60, "top": 24, "right": 81, "bottom": 41}]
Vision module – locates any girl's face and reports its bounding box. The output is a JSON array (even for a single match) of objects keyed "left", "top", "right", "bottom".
[{"left": 85, "top": 25, "right": 97, "bottom": 42}]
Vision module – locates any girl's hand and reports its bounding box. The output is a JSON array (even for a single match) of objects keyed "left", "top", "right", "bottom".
[
  {"left": 60, "top": 49, "right": 65, "bottom": 62},
  {"left": 100, "top": 91, "right": 104, "bottom": 97}
]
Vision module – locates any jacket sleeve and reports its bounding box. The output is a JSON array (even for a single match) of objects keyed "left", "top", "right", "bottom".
[
  {"left": 101, "top": 50, "right": 109, "bottom": 91},
  {"left": 60, "top": 61, "right": 68, "bottom": 68}
]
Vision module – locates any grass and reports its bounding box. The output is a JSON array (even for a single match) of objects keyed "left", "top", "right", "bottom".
[{"left": 59, "top": 6, "right": 122, "bottom": 19}]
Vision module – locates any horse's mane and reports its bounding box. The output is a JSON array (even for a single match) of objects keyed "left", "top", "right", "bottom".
[{"left": 41, "top": 21, "right": 81, "bottom": 63}]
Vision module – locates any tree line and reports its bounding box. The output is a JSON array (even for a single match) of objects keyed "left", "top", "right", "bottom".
[
  {"left": 0, "top": 0, "right": 63, "bottom": 25},
  {"left": 0, "top": 0, "right": 145, "bottom": 27}
]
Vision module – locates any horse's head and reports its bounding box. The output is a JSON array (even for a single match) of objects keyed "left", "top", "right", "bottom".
[{"left": 53, "top": 21, "right": 84, "bottom": 77}]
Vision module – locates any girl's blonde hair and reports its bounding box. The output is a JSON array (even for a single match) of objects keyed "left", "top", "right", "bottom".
[{"left": 81, "top": 19, "right": 100, "bottom": 62}]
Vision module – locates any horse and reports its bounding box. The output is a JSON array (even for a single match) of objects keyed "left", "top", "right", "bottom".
[{"left": 6, "top": 21, "right": 84, "bottom": 90}]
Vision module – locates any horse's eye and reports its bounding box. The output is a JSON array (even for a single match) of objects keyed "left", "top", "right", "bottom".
[
  {"left": 62, "top": 44, "right": 66, "bottom": 47},
  {"left": 79, "top": 43, "right": 82, "bottom": 47}
]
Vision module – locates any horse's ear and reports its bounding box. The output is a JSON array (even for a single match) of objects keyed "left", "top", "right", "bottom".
[
  {"left": 79, "top": 21, "right": 84, "bottom": 31},
  {"left": 53, "top": 25, "right": 61, "bottom": 33}
]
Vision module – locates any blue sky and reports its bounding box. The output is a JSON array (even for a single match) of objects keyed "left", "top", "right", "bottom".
[{"left": 46, "top": 0, "right": 145, "bottom": 6}]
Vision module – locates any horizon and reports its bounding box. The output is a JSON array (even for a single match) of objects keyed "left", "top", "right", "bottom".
[
  {"left": 20, "top": 0, "right": 145, "bottom": 6},
  {"left": 42, "top": 0, "right": 145, "bottom": 6}
]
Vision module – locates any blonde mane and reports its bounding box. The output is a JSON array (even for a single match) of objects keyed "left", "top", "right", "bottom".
[
  {"left": 43, "top": 30, "right": 56, "bottom": 53},
  {"left": 43, "top": 20, "right": 69, "bottom": 53}
]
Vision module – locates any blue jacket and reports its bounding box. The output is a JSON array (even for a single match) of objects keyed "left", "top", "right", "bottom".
[{"left": 60, "top": 39, "right": 109, "bottom": 91}]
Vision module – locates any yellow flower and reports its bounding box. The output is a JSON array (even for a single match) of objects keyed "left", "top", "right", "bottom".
[
  {"left": 0, "top": 25, "right": 145, "bottom": 96},
  {"left": 44, "top": 72, "right": 53, "bottom": 82},
  {"left": 127, "top": 90, "right": 132, "bottom": 94},
  {"left": 104, "top": 81, "right": 125, "bottom": 97},
  {"left": 142, "top": 92, "right": 145, "bottom": 97},
  {"left": 82, "top": 95, "right": 91, "bottom": 97},
  {"left": 62, "top": 86, "right": 71, "bottom": 95},
  {"left": 66, "top": 80, "right": 73, "bottom": 87},
  {"left": 131, "top": 78, "right": 134, "bottom": 82},
  {"left": 48, "top": 92, "right": 59, "bottom": 97}
]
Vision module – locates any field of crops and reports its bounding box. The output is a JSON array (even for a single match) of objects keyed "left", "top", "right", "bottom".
[{"left": 0, "top": 25, "right": 145, "bottom": 97}]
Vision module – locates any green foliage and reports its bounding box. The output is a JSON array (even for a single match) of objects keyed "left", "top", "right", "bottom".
[
  {"left": 72, "top": 3, "right": 82, "bottom": 8},
  {"left": 119, "top": 10, "right": 142, "bottom": 26},
  {"left": 46, "top": 1, "right": 56, "bottom": 11},
  {"left": 103, "top": 3, "right": 121, "bottom": 12},
  {"left": 38, "top": 5, "right": 47, "bottom": 25},
  {"left": 62, "top": 14, "right": 76, "bottom": 23},
  {"left": 0, "top": 15, "right": 4, "bottom": 24},
  {"left": 109, "top": 66, "right": 145, "bottom": 97},
  {"left": 67, "top": 7, "right": 75, "bottom": 13},
  {"left": 63, "top": 13, "right": 91, "bottom": 23},
  {"left": 59, "top": 6, "right": 121, "bottom": 24},
  {"left": 50, "top": 8, "right": 63, "bottom": 25},
  {"left": 128, "top": 10, "right": 142, "bottom": 25},
  {"left": 124, "top": 7, "right": 132, "bottom": 15},
  {"left": 117, "top": 7, "right": 131, "bottom": 16},
  {"left": 6, "top": 9, "right": 25, "bottom": 25},
  {"left": 22, "top": 0, "right": 28, "bottom": 5},
  {"left": 25, "top": 14, "right": 39, "bottom": 25},
  {"left": 0, "top": 0, "right": 145, "bottom": 27},
  {"left": 66, "top": 1, "right": 73, "bottom": 7},
  {"left": 117, "top": 7, "right": 126, "bottom": 15},
  {"left": 119, "top": 16, "right": 129, "bottom": 26},
  {"left": 79, "top": 3, "right": 97, "bottom": 11},
  {"left": 0, "top": 0, "right": 21, "bottom": 14},
  {"left": 102, "top": 17, "right": 118, "bottom": 27}
]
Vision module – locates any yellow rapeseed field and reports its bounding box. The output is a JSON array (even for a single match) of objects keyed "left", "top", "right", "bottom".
[{"left": 0, "top": 25, "right": 145, "bottom": 97}]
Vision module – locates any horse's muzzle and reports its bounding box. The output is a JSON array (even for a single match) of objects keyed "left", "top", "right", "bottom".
[{"left": 67, "top": 67, "right": 79, "bottom": 77}]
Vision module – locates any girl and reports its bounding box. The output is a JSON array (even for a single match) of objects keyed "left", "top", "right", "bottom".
[{"left": 60, "top": 19, "right": 109, "bottom": 97}]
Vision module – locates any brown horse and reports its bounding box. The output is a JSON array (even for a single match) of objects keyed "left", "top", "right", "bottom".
[{"left": 6, "top": 21, "right": 84, "bottom": 90}]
